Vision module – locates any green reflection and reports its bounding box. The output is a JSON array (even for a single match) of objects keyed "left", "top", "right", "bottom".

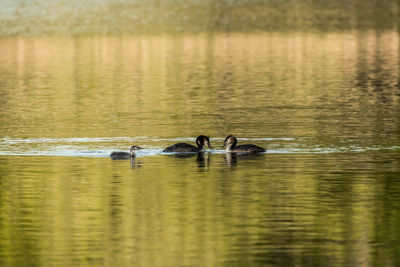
[{"left": 0, "top": 152, "right": 399, "bottom": 266}]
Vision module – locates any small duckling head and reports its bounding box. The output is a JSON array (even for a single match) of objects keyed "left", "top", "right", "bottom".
[
  {"left": 221, "top": 135, "right": 237, "bottom": 150},
  {"left": 196, "top": 135, "right": 214, "bottom": 151},
  {"left": 129, "top": 145, "right": 143, "bottom": 157}
]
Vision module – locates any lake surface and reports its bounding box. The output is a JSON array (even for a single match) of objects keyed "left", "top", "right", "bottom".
[{"left": 1, "top": 31, "right": 400, "bottom": 266}]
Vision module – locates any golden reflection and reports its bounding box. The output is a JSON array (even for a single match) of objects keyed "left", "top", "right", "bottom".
[
  {"left": 0, "top": 32, "right": 399, "bottom": 141},
  {"left": 0, "top": 151, "right": 399, "bottom": 265},
  {"left": 0, "top": 29, "right": 400, "bottom": 266}
]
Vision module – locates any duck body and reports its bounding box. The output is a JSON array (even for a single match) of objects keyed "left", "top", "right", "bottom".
[
  {"left": 222, "top": 135, "right": 265, "bottom": 153},
  {"left": 163, "top": 143, "right": 199, "bottom": 152},
  {"left": 163, "top": 135, "right": 214, "bottom": 153},
  {"left": 110, "top": 151, "right": 131, "bottom": 158},
  {"left": 110, "top": 145, "right": 143, "bottom": 159},
  {"left": 228, "top": 144, "right": 265, "bottom": 153}
]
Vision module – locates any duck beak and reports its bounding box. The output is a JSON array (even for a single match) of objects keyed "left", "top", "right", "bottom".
[
  {"left": 221, "top": 140, "right": 227, "bottom": 149},
  {"left": 207, "top": 141, "right": 214, "bottom": 151}
]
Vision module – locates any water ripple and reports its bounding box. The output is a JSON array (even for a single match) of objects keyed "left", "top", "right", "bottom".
[{"left": 0, "top": 137, "right": 398, "bottom": 157}]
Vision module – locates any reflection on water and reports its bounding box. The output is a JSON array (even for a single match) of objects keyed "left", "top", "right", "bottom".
[
  {"left": 1, "top": 30, "right": 400, "bottom": 266},
  {"left": 196, "top": 152, "right": 211, "bottom": 170},
  {"left": 223, "top": 152, "right": 265, "bottom": 168},
  {"left": 1, "top": 32, "right": 399, "bottom": 147},
  {"left": 129, "top": 157, "right": 142, "bottom": 169},
  {"left": 0, "top": 153, "right": 400, "bottom": 266}
]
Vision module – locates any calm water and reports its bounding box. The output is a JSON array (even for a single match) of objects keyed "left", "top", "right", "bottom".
[{"left": 1, "top": 31, "right": 400, "bottom": 266}]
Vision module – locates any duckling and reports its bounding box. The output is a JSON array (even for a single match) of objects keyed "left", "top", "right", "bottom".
[
  {"left": 110, "top": 145, "right": 143, "bottom": 159},
  {"left": 163, "top": 135, "right": 214, "bottom": 152},
  {"left": 222, "top": 135, "right": 265, "bottom": 153}
]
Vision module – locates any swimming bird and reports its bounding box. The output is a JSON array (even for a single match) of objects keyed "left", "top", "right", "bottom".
[
  {"left": 110, "top": 145, "right": 143, "bottom": 159},
  {"left": 221, "top": 135, "right": 265, "bottom": 153},
  {"left": 163, "top": 135, "right": 214, "bottom": 152}
]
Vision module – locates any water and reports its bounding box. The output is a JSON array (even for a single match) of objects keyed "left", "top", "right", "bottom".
[{"left": 1, "top": 30, "right": 400, "bottom": 265}]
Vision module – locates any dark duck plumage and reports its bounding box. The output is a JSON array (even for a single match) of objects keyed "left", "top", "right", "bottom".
[
  {"left": 110, "top": 145, "right": 143, "bottom": 159},
  {"left": 163, "top": 135, "right": 214, "bottom": 152},
  {"left": 222, "top": 135, "right": 265, "bottom": 153}
]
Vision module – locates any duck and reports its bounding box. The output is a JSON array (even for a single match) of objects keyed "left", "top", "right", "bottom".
[
  {"left": 110, "top": 145, "right": 143, "bottom": 159},
  {"left": 163, "top": 135, "right": 214, "bottom": 152},
  {"left": 221, "top": 135, "right": 265, "bottom": 153}
]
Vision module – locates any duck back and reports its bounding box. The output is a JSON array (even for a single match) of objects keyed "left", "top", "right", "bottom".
[
  {"left": 110, "top": 151, "right": 131, "bottom": 158},
  {"left": 233, "top": 144, "right": 265, "bottom": 153},
  {"left": 163, "top": 143, "right": 199, "bottom": 152}
]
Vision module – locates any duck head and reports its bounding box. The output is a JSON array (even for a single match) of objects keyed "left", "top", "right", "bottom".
[
  {"left": 196, "top": 135, "right": 214, "bottom": 151},
  {"left": 221, "top": 135, "right": 237, "bottom": 151},
  {"left": 129, "top": 145, "right": 143, "bottom": 157}
]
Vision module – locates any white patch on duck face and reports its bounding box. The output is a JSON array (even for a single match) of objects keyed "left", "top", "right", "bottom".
[
  {"left": 225, "top": 143, "right": 234, "bottom": 152},
  {"left": 196, "top": 138, "right": 201, "bottom": 148},
  {"left": 201, "top": 137, "right": 208, "bottom": 147},
  {"left": 200, "top": 138, "right": 207, "bottom": 150},
  {"left": 204, "top": 138, "right": 209, "bottom": 147}
]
